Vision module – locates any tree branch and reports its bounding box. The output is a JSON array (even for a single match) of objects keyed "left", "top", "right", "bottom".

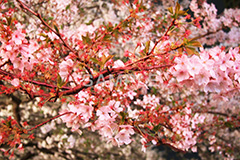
[{"left": 0, "top": 68, "right": 70, "bottom": 90}]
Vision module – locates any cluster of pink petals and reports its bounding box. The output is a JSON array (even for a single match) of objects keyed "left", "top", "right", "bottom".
[
  {"left": 61, "top": 94, "right": 135, "bottom": 146},
  {"left": 134, "top": 94, "right": 160, "bottom": 109},
  {"left": 0, "top": 28, "right": 39, "bottom": 73},
  {"left": 60, "top": 103, "right": 93, "bottom": 131},
  {"left": 94, "top": 100, "right": 135, "bottom": 146},
  {"left": 168, "top": 106, "right": 205, "bottom": 152},
  {"left": 59, "top": 58, "right": 74, "bottom": 80},
  {"left": 170, "top": 47, "right": 240, "bottom": 93}
]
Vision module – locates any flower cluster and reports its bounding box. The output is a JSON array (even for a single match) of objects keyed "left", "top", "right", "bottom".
[
  {"left": 0, "top": 0, "right": 239, "bottom": 159},
  {"left": 170, "top": 47, "right": 240, "bottom": 93},
  {"left": 168, "top": 106, "right": 205, "bottom": 152}
]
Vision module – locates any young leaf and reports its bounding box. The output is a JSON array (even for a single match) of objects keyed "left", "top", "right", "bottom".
[
  {"left": 144, "top": 41, "right": 150, "bottom": 54},
  {"left": 185, "top": 46, "right": 199, "bottom": 56},
  {"left": 82, "top": 33, "right": 91, "bottom": 44},
  {"left": 66, "top": 4, "right": 70, "bottom": 10},
  {"left": 6, "top": 17, "right": 12, "bottom": 26},
  {"left": 90, "top": 57, "right": 101, "bottom": 65},
  {"left": 175, "top": 2, "right": 180, "bottom": 15},
  {"left": 189, "top": 40, "right": 202, "bottom": 47},
  {"left": 39, "top": 33, "right": 48, "bottom": 38},
  {"left": 103, "top": 34, "right": 111, "bottom": 42},
  {"left": 102, "top": 55, "right": 114, "bottom": 65},
  {"left": 57, "top": 73, "right": 65, "bottom": 88},
  {"left": 168, "top": 7, "right": 173, "bottom": 14},
  {"left": 178, "top": 10, "right": 187, "bottom": 16},
  {"left": 54, "top": 25, "right": 59, "bottom": 34}
]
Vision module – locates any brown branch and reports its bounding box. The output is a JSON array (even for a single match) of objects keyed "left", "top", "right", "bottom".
[
  {"left": 196, "top": 110, "right": 239, "bottom": 120},
  {"left": 9, "top": 94, "right": 22, "bottom": 128},
  {"left": 125, "top": 19, "right": 177, "bottom": 68},
  {"left": 27, "top": 111, "right": 73, "bottom": 132},
  {"left": 16, "top": 0, "right": 93, "bottom": 77},
  {"left": 0, "top": 68, "right": 70, "bottom": 90},
  {"left": 0, "top": 60, "right": 9, "bottom": 68},
  {"left": 149, "top": 19, "right": 176, "bottom": 55},
  {"left": 158, "top": 140, "right": 187, "bottom": 153},
  {"left": 88, "top": 15, "right": 132, "bottom": 49},
  {"left": 16, "top": 0, "right": 75, "bottom": 54},
  {"left": 58, "top": 64, "right": 171, "bottom": 97},
  {"left": 189, "top": 27, "right": 223, "bottom": 42}
]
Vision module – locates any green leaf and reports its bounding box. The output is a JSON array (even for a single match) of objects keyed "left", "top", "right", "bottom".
[
  {"left": 103, "top": 34, "right": 111, "bottom": 41},
  {"left": 183, "top": 38, "right": 189, "bottom": 44},
  {"left": 85, "top": 19, "right": 93, "bottom": 25},
  {"left": 189, "top": 40, "right": 202, "bottom": 47},
  {"left": 175, "top": 2, "right": 180, "bottom": 15},
  {"left": 113, "top": 29, "right": 119, "bottom": 39},
  {"left": 224, "top": 121, "right": 233, "bottom": 128},
  {"left": 65, "top": 4, "right": 70, "bottom": 10},
  {"left": 106, "top": 25, "right": 113, "bottom": 32},
  {"left": 121, "top": 21, "right": 129, "bottom": 28},
  {"left": 119, "top": 112, "right": 128, "bottom": 123},
  {"left": 54, "top": 25, "right": 59, "bottom": 34},
  {"left": 39, "top": 33, "right": 48, "bottom": 38},
  {"left": 168, "top": 7, "right": 173, "bottom": 14},
  {"left": 144, "top": 41, "right": 150, "bottom": 54},
  {"left": 168, "top": 26, "right": 177, "bottom": 35},
  {"left": 185, "top": 46, "right": 199, "bottom": 56},
  {"left": 173, "top": 2, "right": 181, "bottom": 19},
  {"left": 153, "top": 124, "right": 161, "bottom": 132},
  {"left": 6, "top": 17, "right": 12, "bottom": 26},
  {"left": 82, "top": 33, "right": 91, "bottom": 44},
  {"left": 102, "top": 55, "right": 114, "bottom": 65},
  {"left": 178, "top": 10, "right": 188, "bottom": 16},
  {"left": 139, "top": 51, "right": 146, "bottom": 57},
  {"left": 90, "top": 57, "right": 101, "bottom": 65},
  {"left": 218, "top": 117, "right": 224, "bottom": 121},
  {"left": 177, "top": 47, "right": 184, "bottom": 55},
  {"left": 57, "top": 73, "right": 65, "bottom": 88}
]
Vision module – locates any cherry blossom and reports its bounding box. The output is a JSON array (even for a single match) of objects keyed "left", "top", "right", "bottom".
[
  {"left": 11, "top": 30, "right": 25, "bottom": 45},
  {"left": 59, "top": 59, "right": 74, "bottom": 79},
  {"left": 11, "top": 78, "right": 20, "bottom": 87},
  {"left": 0, "top": 0, "right": 239, "bottom": 159}
]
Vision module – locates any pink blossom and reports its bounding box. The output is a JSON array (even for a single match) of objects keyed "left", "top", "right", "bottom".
[
  {"left": 115, "top": 129, "right": 132, "bottom": 145},
  {"left": 204, "top": 80, "right": 220, "bottom": 93},
  {"left": 191, "top": 146, "right": 197, "bottom": 152},
  {"left": 113, "top": 60, "right": 125, "bottom": 68},
  {"left": 187, "top": 55, "right": 202, "bottom": 77},
  {"left": 99, "top": 125, "right": 114, "bottom": 138},
  {"left": 172, "top": 68, "right": 190, "bottom": 82},
  {"left": 11, "top": 30, "right": 25, "bottom": 45},
  {"left": 199, "top": 50, "right": 214, "bottom": 70},
  {"left": 96, "top": 106, "right": 112, "bottom": 120},
  {"left": 40, "top": 123, "right": 53, "bottom": 134},
  {"left": 109, "top": 100, "right": 123, "bottom": 113},
  {"left": 140, "top": 136, "right": 147, "bottom": 152},
  {"left": 174, "top": 54, "right": 190, "bottom": 70},
  {"left": 125, "top": 90, "right": 137, "bottom": 100},
  {"left": 119, "top": 125, "right": 134, "bottom": 135},
  {"left": 209, "top": 146, "right": 215, "bottom": 152},
  {"left": 59, "top": 59, "right": 74, "bottom": 79},
  {"left": 11, "top": 78, "right": 20, "bottom": 87},
  {"left": 194, "top": 69, "right": 210, "bottom": 85},
  {"left": 68, "top": 103, "right": 93, "bottom": 122},
  {"left": 67, "top": 135, "right": 76, "bottom": 148},
  {"left": 208, "top": 135, "right": 216, "bottom": 145}
]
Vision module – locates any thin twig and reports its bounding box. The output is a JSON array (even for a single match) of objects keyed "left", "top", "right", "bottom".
[
  {"left": 16, "top": 0, "right": 75, "bottom": 53},
  {"left": 27, "top": 111, "right": 73, "bottom": 132},
  {"left": 0, "top": 68, "right": 70, "bottom": 90}
]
